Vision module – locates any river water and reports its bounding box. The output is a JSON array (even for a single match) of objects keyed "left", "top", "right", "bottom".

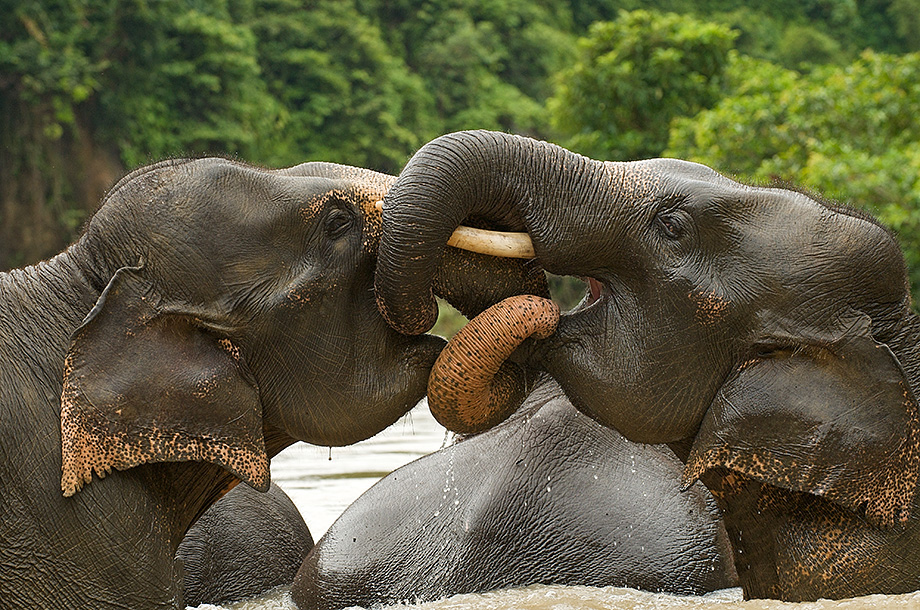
[{"left": 191, "top": 401, "right": 920, "bottom": 610}]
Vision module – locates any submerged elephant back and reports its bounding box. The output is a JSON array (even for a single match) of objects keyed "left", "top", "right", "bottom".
[
  {"left": 292, "top": 379, "right": 736, "bottom": 609},
  {"left": 178, "top": 483, "right": 313, "bottom": 607}
]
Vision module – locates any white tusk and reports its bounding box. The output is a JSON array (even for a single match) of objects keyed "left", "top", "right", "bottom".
[
  {"left": 375, "top": 200, "right": 535, "bottom": 259},
  {"left": 446, "top": 226, "right": 535, "bottom": 259}
]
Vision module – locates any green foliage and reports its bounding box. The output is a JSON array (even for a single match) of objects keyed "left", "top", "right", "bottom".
[
  {"left": 889, "top": 0, "right": 920, "bottom": 52},
  {"left": 3, "top": 0, "right": 920, "bottom": 278},
  {"left": 97, "top": 0, "right": 281, "bottom": 166},
  {"left": 548, "top": 10, "right": 736, "bottom": 160},
  {"left": 357, "top": 0, "right": 576, "bottom": 137},
  {"left": 252, "top": 0, "right": 436, "bottom": 173},
  {"left": 432, "top": 299, "right": 469, "bottom": 339},
  {"left": 667, "top": 51, "right": 920, "bottom": 302},
  {"left": 775, "top": 24, "right": 845, "bottom": 69},
  {"left": 0, "top": 0, "right": 114, "bottom": 136}
]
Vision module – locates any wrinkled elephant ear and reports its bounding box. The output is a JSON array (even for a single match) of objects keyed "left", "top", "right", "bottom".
[
  {"left": 683, "top": 314, "right": 920, "bottom": 528},
  {"left": 60, "top": 265, "right": 268, "bottom": 497}
]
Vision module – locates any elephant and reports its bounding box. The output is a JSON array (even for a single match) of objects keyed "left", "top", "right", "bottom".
[
  {"left": 0, "top": 157, "right": 541, "bottom": 609},
  {"left": 373, "top": 130, "right": 920, "bottom": 602},
  {"left": 291, "top": 376, "right": 737, "bottom": 610},
  {"left": 178, "top": 482, "right": 313, "bottom": 607}
]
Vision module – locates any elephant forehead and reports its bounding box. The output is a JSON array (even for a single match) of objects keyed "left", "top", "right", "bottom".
[
  {"left": 780, "top": 204, "right": 905, "bottom": 307},
  {"left": 297, "top": 188, "right": 346, "bottom": 223}
]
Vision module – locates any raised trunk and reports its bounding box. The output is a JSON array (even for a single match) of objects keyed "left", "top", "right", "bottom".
[{"left": 375, "top": 130, "right": 605, "bottom": 336}]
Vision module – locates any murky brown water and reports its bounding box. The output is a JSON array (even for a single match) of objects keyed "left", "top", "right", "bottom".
[
  {"left": 200, "top": 584, "right": 920, "bottom": 610},
  {"left": 192, "top": 402, "right": 920, "bottom": 610}
]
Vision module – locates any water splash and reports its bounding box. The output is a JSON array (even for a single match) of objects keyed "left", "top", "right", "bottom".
[{"left": 197, "top": 585, "right": 920, "bottom": 610}]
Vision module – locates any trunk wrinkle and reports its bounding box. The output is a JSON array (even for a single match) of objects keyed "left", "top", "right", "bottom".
[{"left": 427, "top": 295, "right": 559, "bottom": 433}]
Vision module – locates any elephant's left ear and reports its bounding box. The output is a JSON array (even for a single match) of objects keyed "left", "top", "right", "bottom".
[
  {"left": 683, "top": 314, "right": 920, "bottom": 528},
  {"left": 60, "top": 266, "right": 269, "bottom": 497}
]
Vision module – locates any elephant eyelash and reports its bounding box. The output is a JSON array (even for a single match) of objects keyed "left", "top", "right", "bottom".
[
  {"left": 324, "top": 209, "right": 355, "bottom": 239},
  {"left": 655, "top": 212, "right": 682, "bottom": 239}
]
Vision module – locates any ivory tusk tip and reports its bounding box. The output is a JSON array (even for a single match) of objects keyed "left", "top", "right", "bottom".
[{"left": 375, "top": 200, "right": 384, "bottom": 212}]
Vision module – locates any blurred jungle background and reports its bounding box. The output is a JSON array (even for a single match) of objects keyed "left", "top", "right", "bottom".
[{"left": 4, "top": 0, "right": 920, "bottom": 335}]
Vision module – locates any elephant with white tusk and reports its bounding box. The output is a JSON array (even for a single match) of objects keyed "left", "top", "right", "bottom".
[{"left": 374, "top": 129, "right": 920, "bottom": 602}]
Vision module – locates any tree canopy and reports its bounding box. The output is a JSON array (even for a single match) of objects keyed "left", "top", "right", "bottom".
[
  {"left": 549, "top": 10, "right": 736, "bottom": 160},
  {"left": 3, "top": 0, "right": 920, "bottom": 305}
]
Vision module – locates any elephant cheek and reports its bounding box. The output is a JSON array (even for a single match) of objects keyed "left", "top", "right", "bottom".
[
  {"left": 531, "top": 314, "right": 667, "bottom": 444},
  {"left": 427, "top": 295, "right": 559, "bottom": 434}
]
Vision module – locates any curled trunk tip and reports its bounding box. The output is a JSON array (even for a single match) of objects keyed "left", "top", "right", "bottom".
[{"left": 427, "top": 295, "right": 559, "bottom": 434}]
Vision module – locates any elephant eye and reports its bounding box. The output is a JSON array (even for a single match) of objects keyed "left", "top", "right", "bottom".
[
  {"left": 655, "top": 211, "right": 683, "bottom": 239},
  {"left": 754, "top": 343, "right": 796, "bottom": 359},
  {"left": 324, "top": 209, "right": 354, "bottom": 239}
]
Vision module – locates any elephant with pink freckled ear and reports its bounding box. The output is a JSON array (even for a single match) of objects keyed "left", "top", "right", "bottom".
[
  {"left": 374, "top": 130, "right": 920, "bottom": 602},
  {"left": 0, "top": 158, "right": 541, "bottom": 610}
]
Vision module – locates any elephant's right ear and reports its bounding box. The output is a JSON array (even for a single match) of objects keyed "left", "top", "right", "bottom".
[
  {"left": 60, "top": 265, "right": 269, "bottom": 497},
  {"left": 683, "top": 314, "right": 920, "bottom": 528}
]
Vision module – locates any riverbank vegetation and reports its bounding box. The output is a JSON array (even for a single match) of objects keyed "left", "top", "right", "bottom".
[{"left": 4, "top": 0, "right": 919, "bottom": 305}]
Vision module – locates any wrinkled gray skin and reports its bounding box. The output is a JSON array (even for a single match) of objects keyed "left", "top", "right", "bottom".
[
  {"left": 375, "top": 130, "right": 920, "bottom": 601},
  {"left": 178, "top": 482, "right": 313, "bottom": 607},
  {"left": 0, "top": 159, "right": 460, "bottom": 609},
  {"left": 292, "top": 377, "right": 737, "bottom": 610}
]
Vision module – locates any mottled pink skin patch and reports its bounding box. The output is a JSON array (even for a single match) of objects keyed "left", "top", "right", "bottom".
[
  {"left": 428, "top": 295, "right": 559, "bottom": 434},
  {"left": 690, "top": 289, "right": 730, "bottom": 326}
]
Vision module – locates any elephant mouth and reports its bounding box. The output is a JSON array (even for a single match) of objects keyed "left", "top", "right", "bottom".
[
  {"left": 588, "top": 278, "right": 604, "bottom": 303},
  {"left": 564, "top": 277, "right": 610, "bottom": 315},
  {"left": 424, "top": 219, "right": 613, "bottom": 318},
  {"left": 409, "top": 214, "right": 611, "bottom": 314}
]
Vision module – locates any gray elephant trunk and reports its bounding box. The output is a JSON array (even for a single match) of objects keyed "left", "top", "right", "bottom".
[{"left": 374, "top": 130, "right": 601, "bottom": 336}]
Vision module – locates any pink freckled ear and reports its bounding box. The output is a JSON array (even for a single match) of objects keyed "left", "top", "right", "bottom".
[
  {"left": 684, "top": 314, "right": 920, "bottom": 528},
  {"left": 60, "top": 266, "right": 269, "bottom": 496}
]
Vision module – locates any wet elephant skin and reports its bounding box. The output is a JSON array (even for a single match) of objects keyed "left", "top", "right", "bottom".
[
  {"left": 178, "top": 482, "right": 313, "bottom": 607},
  {"left": 291, "top": 378, "right": 737, "bottom": 609},
  {"left": 0, "top": 158, "right": 539, "bottom": 609},
  {"left": 374, "top": 129, "right": 920, "bottom": 601}
]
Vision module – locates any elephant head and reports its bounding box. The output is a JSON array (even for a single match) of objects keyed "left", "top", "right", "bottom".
[
  {"left": 59, "top": 158, "right": 540, "bottom": 497},
  {"left": 375, "top": 130, "right": 920, "bottom": 531}
]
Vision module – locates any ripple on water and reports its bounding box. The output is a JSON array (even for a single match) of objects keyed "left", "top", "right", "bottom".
[{"left": 193, "top": 585, "right": 920, "bottom": 610}]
